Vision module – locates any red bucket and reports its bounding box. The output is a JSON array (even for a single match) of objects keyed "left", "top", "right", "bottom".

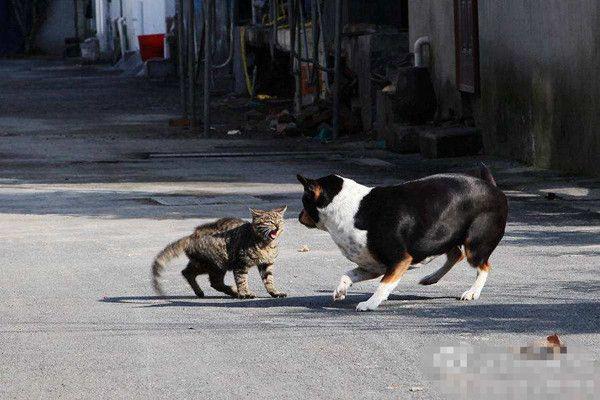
[{"left": 138, "top": 34, "right": 165, "bottom": 61}]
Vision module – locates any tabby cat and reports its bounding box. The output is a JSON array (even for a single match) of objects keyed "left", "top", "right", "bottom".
[{"left": 151, "top": 206, "right": 287, "bottom": 299}]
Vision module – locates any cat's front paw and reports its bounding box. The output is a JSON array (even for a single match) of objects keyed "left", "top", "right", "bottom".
[
  {"left": 237, "top": 292, "right": 256, "bottom": 299},
  {"left": 269, "top": 291, "right": 287, "bottom": 298}
]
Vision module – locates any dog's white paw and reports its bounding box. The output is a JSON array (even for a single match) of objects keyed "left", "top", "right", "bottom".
[
  {"left": 333, "top": 276, "right": 352, "bottom": 301},
  {"left": 333, "top": 285, "right": 347, "bottom": 301},
  {"left": 459, "top": 288, "right": 481, "bottom": 301},
  {"left": 419, "top": 273, "right": 441, "bottom": 286},
  {"left": 356, "top": 300, "right": 379, "bottom": 311}
]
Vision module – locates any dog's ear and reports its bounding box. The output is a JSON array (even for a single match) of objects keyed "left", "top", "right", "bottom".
[
  {"left": 296, "top": 174, "right": 310, "bottom": 187},
  {"left": 297, "top": 175, "right": 322, "bottom": 199}
]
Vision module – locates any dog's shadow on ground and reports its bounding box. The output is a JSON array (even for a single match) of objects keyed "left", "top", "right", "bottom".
[
  {"left": 99, "top": 293, "right": 600, "bottom": 334},
  {"left": 99, "top": 292, "right": 453, "bottom": 311}
]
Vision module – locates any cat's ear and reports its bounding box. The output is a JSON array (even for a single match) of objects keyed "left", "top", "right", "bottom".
[
  {"left": 272, "top": 205, "right": 287, "bottom": 215},
  {"left": 249, "top": 207, "right": 264, "bottom": 218}
]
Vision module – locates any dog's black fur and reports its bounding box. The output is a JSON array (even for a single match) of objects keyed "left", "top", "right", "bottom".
[{"left": 298, "top": 164, "right": 508, "bottom": 270}]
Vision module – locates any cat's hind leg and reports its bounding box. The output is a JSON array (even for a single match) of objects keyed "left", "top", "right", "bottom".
[
  {"left": 182, "top": 261, "right": 208, "bottom": 298},
  {"left": 208, "top": 270, "right": 238, "bottom": 298}
]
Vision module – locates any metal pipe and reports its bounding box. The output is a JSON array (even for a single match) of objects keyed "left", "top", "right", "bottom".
[
  {"left": 332, "top": 0, "right": 342, "bottom": 139},
  {"left": 177, "top": 0, "right": 187, "bottom": 118},
  {"left": 203, "top": 0, "right": 213, "bottom": 137},
  {"left": 414, "top": 36, "right": 431, "bottom": 68},
  {"left": 187, "top": 0, "right": 196, "bottom": 126},
  {"left": 116, "top": 17, "right": 127, "bottom": 58},
  {"left": 213, "top": 0, "right": 235, "bottom": 69}
]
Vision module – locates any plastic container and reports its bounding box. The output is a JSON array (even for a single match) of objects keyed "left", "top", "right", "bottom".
[{"left": 137, "top": 34, "right": 165, "bottom": 61}]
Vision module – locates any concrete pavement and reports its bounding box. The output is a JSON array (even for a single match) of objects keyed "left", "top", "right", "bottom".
[{"left": 0, "top": 59, "right": 598, "bottom": 399}]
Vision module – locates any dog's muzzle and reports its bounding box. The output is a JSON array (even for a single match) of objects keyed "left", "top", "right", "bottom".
[{"left": 298, "top": 209, "right": 317, "bottom": 228}]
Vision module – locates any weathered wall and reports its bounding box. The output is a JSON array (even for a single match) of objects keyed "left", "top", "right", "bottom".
[
  {"left": 478, "top": 0, "right": 600, "bottom": 175},
  {"left": 408, "top": 0, "right": 461, "bottom": 119},
  {"left": 409, "top": 0, "right": 600, "bottom": 176}
]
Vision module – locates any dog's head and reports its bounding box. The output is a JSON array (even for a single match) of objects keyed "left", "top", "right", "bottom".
[{"left": 296, "top": 174, "right": 343, "bottom": 230}]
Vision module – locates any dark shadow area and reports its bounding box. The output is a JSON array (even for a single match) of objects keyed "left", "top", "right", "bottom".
[
  {"left": 99, "top": 293, "right": 451, "bottom": 310},
  {"left": 99, "top": 293, "right": 600, "bottom": 334}
]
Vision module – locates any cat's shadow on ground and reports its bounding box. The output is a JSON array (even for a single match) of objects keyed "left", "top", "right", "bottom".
[{"left": 99, "top": 292, "right": 455, "bottom": 311}]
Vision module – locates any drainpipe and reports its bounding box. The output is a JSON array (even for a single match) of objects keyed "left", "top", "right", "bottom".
[{"left": 414, "top": 36, "right": 430, "bottom": 68}]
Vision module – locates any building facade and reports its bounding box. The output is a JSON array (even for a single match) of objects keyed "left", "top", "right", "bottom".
[{"left": 409, "top": 0, "right": 600, "bottom": 176}]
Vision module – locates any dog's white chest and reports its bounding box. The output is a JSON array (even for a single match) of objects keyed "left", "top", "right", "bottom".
[
  {"left": 331, "top": 230, "right": 380, "bottom": 268},
  {"left": 320, "top": 178, "right": 383, "bottom": 271}
]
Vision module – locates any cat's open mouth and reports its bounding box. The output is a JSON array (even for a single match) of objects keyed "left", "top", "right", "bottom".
[{"left": 268, "top": 229, "right": 278, "bottom": 239}]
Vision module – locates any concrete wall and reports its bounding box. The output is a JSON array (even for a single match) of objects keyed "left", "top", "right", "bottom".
[
  {"left": 409, "top": 0, "right": 600, "bottom": 176},
  {"left": 36, "top": 0, "right": 76, "bottom": 55},
  {"left": 478, "top": 1, "right": 600, "bottom": 175}
]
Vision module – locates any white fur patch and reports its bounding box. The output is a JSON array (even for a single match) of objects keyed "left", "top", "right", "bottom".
[
  {"left": 318, "top": 177, "right": 383, "bottom": 272},
  {"left": 356, "top": 282, "right": 396, "bottom": 311},
  {"left": 460, "top": 270, "right": 488, "bottom": 300}
]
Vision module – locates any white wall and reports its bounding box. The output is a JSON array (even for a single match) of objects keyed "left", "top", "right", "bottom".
[{"left": 108, "top": 0, "right": 172, "bottom": 51}]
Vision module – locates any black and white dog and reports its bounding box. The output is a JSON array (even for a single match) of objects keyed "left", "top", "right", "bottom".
[{"left": 297, "top": 164, "right": 508, "bottom": 311}]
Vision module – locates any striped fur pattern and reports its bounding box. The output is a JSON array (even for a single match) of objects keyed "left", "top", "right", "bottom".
[{"left": 151, "top": 206, "right": 287, "bottom": 299}]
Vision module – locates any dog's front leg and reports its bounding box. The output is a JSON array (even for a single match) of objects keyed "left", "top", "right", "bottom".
[
  {"left": 356, "top": 256, "right": 413, "bottom": 311},
  {"left": 333, "top": 267, "right": 380, "bottom": 301}
]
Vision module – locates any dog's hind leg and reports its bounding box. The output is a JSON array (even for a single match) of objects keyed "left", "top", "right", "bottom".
[
  {"left": 419, "top": 246, "right": 464, "bottom": 285},
  {"left": 333, "top": 267, "right": 380, "bottom": 301},
  {"left": 356, "top": 255, "right": 413, "bottom": 311},
  {"left": 460, "top": 262, "right": 491, "bottom": 300},
  {"left": 459, "top": 212, "right": 504, "bottom": 300}
]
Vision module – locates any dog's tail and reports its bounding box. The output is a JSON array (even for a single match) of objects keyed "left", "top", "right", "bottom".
[
  {"left": 479, "top": 162, "right": 497, "bottom": 187},
  {"left": 151, "top": 235, "right": 191, "bottom": 295}
]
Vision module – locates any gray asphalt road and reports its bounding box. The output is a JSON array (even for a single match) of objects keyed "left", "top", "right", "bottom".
[{"left": 1, "top": 60, "right": 598, "bottom": 399}]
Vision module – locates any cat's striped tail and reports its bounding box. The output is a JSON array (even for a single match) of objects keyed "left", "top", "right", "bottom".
[{"left": 151, "top": 235, "right": 192, "bottom": 295}]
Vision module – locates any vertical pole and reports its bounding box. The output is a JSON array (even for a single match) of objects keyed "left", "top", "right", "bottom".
[
  {"left": 332, "top": 0, "right": 342, "bottom": 139},
  {"left": 187, "top": 0, "right": 196, "bottom": 127},
  {"left": 310, "top": 0, "right": 319, "bottom": 93},
  {"left": 288, "top": 0, "right": 295, "bottom": 67},
  {"left": 269, "top": 0, "right": 276, "bottom": 62},
  {"left": 74, "top": 0, "right": 79, "bottom": 39},
  {"left": 203, "top": 0, "right": 212, "bottom": 137},
  {"left": 177, "top": 0, "right": 187, "bottom": 118},
  {"left": 294, "top": 0, "right": 302, "bottom": 115}
]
